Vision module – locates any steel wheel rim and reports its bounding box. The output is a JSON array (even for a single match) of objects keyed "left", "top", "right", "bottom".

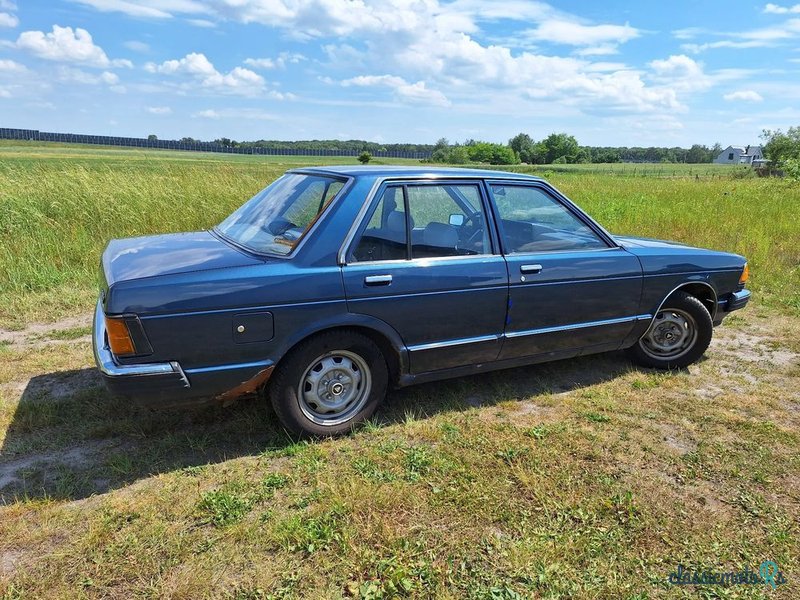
[
  {"left": 297, "top": 350, "right": 371, "bottom": 426},
  {"left": 639, "top": 308, "right": 698, "bottom": 361}
]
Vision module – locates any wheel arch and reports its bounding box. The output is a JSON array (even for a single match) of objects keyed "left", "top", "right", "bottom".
[
  {"left": 651, "top": 280, "right": 718, "bottom": 326},
  {"left": 273, "top": 315, "right": 407, "bottom": 387}
]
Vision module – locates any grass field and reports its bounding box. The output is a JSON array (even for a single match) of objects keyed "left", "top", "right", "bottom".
[{"left": 1, "top": 142, "right": 799, "bottom": 598}]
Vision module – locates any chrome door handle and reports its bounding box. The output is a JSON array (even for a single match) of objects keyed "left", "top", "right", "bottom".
[
  {"left": 364, "top": 274, "right": 392, "bottom": 286},
  {"left": 520, "top": 264, "right": 543, "bottom": 274}
]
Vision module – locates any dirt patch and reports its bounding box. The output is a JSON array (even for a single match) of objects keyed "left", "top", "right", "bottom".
[
  {"left": 0, "top": 315, "right": 92, "bottom": 349},
  {"left": 0, "top": 439, "right": 119, "bottom": 493},
  {"left": 0, "top": 549, "right": 24, "bottom": 577},
  {"left": 711, "top": 327, "right": 800, "bottom": 370}
]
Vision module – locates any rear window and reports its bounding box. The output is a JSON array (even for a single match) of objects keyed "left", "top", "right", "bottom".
[{"left": 216, "top": 174, "right": 345, "bottom": 255}]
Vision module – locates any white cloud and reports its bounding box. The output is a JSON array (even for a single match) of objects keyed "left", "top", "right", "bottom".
[
  {"left": 0, "top": 11, "right": 18, "bottom": 27},
  {"left": 187, "top": 18, "right": 215, "bottom": 27},
  {"left": 525, "top": 20, "right": 640, "bottom": 46},
  {"left": 681, "top": 18, "right": 800, "bottom": 52},
  {"left": 145, "top": 52, "right": 265, "bottom": 95},
  {"left": 146, "top": 105, "right": 172, "bottom": 114},
  {"left": 649, "top": 54, "right": 711, "bottom": 92},
  {"left": 70, "top": 0, "right": 208, "bottom": 19},
  {"left": 342, "top": 74, "right": 451, "bottom": 107},
  {"left": 123, "top": 40, "right": 150, "bottom": 52},
  {"left": 764, "top": 3, "right": 800, "bottom": 14},
  {"left": 192, "top": 107, "right": 277, "bottom": 120},
  {"left": 723, "top": 90, "right": 764, "bottom": 102},
  {"left": 574, "top": 44, "right": 620, "bottom": 56},
  {"left": 244, "top": 52, "right": 305, "bottom": 70},
  {"left": 0, "top": 58, "right": 25, "bottom": 71},
  {"left": 194, "top": 108, "right": 219, "bottom": 119},
  {"left": 15, "top": 25, "right": 130, "bottom": 67},
  {"left": 56, "top": 66, "right": 120, "bottom": 85},
  {"left": 243, "top": 57, "right": 276, "bottom": 70}
]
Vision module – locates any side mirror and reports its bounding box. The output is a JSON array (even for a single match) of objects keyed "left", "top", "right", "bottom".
[{"left": 448, "top": 214, "right": 465, "bottom": 227}]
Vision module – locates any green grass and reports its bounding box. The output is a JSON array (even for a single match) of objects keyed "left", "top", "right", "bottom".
[
  {"left": 0, "top": 141, "right": 799, "bottom": 597},
  {"left": 0, "top": 308, "right": 799, "bottom": 597},
  {"left": 0, "top": 142, "right": 796, "bottom": 327}
]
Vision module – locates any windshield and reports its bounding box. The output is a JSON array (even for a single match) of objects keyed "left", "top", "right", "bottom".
[{"left": 216, "top": 174, "right": 345, "bottom": 255}]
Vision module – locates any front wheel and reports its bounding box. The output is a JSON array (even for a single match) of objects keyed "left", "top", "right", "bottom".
[
  {"left": 269, "top": 330, "right": 388, "bottom": 437},
  {"left": 626, "top": 291, "right": 713, "bottom": 369}
]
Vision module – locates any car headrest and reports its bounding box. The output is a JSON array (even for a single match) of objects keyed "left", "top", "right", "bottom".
[
  {"left": 387, "top": 211, "right": 413, "bottom": 232},
  {"left": 423, "top": 222, "right": 458, "bottom": 249}
]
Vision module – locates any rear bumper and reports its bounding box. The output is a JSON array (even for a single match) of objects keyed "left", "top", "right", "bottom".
[
  {"left": 93, "top": 299, "right": 191, "bottom": 398},
  {"left": 93, "top": 299, "right": 275, "bottom": 407},
  {"left": 713, "top": 289, "right": 751, "bottom": 325}
]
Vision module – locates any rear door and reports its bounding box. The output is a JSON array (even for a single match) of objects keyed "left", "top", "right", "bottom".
[
  {"left": 487, "top": 181, "right": 644, "bottom": 359},
  {"left": 342, "top": 180, "right": 508, "bottom": 374}
]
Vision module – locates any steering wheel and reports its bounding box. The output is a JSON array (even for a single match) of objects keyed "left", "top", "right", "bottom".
[{"left": 456, "top": 212, "right": 485, "bottom": 253}]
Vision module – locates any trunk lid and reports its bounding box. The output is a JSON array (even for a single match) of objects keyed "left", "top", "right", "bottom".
[{"left": 101, "top": 230, "right": 263, "bottom": 288}]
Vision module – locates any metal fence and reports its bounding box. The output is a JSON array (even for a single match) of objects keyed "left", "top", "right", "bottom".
[{"left": 0, "top": 128, "right": 432, "bottom": 159}]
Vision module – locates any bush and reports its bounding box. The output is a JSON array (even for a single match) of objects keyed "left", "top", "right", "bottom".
[
  {"left": 784, "top": 158, "right": 800, "bottom": 181},
  {"left": 358, "top": 151, "right": 372, "bottom": 164}
]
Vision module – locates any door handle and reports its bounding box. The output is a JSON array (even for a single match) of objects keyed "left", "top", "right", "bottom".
[
  {"left": 520, "top": 264, "right": 543, "bottom": 274},
  {"left": 364, "top": 274, "right": 393, "bottom": 286}
]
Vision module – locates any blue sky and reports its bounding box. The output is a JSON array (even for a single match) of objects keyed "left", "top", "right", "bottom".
[{"left": 1, "top": 1, "right": 800, "bottom": 146}]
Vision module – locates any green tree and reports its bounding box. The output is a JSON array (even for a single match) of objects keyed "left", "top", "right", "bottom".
[
  {"left": 467, "top": 142, "right": 519, "bottom": 165},
  {"left": 686, "top": 144, "right": 712, "bottom": 163},
  {"left": 542, "top": 133, "right": 579, "bottom": 164},
  {"left": 508, "top": 133, "right": 535, "bottom": 163},
  {"left": 430, "top": 137, "right": 450, "bottom": 162},
  {"left": 358, "top": 151, "right": 372, "bottom": 164},
  {"left": 147, "top": 134, "right": 158, "bottom": 141},
  {"left": 761, "top": 127, "right": 800, "bottom": 166}
]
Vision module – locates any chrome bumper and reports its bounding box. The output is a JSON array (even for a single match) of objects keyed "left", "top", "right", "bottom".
[{"left": 93, "top": 299, "right": 188, "bottom": 383}]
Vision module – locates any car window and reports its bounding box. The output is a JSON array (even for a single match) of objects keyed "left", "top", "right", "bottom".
[
  {"left": 351, "top": 183, "right": 490, "bottom": 261},
  {"left": 352, "top": 187, "right": 407, "bottom": 262},
  {"left": 407, "top": 184, "right": 488, "bottom": 258},
  {"left": 216, "top": 174, "right": 345, "bottom": 255},
  {"left": 491, "top": 185, "right": 607, "bottom": 253}
]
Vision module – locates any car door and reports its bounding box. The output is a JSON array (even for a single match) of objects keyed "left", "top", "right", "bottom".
[
  {"left": 487, "top": 180, "right": 644, "bottom": 360},
  {"left": 341, "top": 180, "right": 508, "bottom": 374}
]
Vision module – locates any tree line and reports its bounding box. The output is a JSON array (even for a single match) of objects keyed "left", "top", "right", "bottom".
[
  {"left": 154, "top": 133, "right": 725, "bottom": 166},
  {"left": 428, "top": 134, "right": 723, "bottom": 165}
]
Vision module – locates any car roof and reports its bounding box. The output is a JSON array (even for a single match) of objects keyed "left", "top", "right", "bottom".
[{"left": 289, "top": 165, "right": 544, "bottom": 181}]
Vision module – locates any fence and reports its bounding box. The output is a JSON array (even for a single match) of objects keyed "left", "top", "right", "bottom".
[{"left": 0, "top": 128, "right": 432, "bottom": 160}]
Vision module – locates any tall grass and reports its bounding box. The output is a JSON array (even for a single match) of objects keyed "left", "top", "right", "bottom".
[{"left": 0, "top": 144, "right": 797, "bottom": 326}]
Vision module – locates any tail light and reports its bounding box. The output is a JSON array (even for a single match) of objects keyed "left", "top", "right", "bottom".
[{"left": 105, "top": 316, "right": 136, "bottom": 356}]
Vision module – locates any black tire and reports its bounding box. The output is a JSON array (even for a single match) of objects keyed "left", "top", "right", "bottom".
[
  {"left": 626, "top": 291, "right": 713, "bottom": 369},
  {"left": 269, "top": 330, "right": 388, "bottom": 437}
]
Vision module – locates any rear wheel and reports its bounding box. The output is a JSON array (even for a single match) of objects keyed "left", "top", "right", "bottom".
[
  {"left": 269, "top": 330, "right": 388, "bottom": 436},
  {"left": 627, "top": 291, "right": 712, "bottom": 369}
]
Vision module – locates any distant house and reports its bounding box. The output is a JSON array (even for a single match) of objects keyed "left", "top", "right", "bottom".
[{"left": 714, "top": 145, "right": 764, "bottom": 165}]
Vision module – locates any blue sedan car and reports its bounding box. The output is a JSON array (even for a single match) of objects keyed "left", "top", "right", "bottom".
[{"left": 94, "top": 166, "right": 751, "bottom": 435}]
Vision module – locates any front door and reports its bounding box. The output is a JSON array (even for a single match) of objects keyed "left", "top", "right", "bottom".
[
  {"left": 342, "top": 181, "right": 508, "bottom": 374},
  {"left": 486, "top": 181, "right": 644, "bottom": 360}
]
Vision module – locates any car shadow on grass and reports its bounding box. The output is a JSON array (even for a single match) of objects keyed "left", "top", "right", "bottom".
[{"left": 0, "top": 350, "right": 640, "bottom": 504}]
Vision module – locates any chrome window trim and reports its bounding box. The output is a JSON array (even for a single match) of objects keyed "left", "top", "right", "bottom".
[
  {"left": 485, "top": 179, "right": 620, "bottom": 251},
  {"left": 343, "top": 253, "right": 505, "bottom": 268},
  {"left": 505, "top": 314, "right": 652, "bottom": 339},
  {"left": 337, "top": 175, "right": 527, "bottom": 265},
  {"left": 215, "top": 172, "right": 356, "bottom": 261}
]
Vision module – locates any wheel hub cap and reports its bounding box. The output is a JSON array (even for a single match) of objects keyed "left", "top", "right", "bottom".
[
  {"left": 298, "top": 350, "right": 372, "bottom": 426},
  {"left": 640, "top": 308, "right": 698, "bottom": 360}
]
